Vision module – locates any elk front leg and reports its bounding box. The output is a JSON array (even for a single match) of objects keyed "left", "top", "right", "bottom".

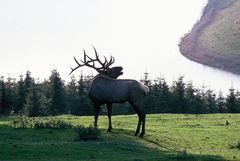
[
  {"left": 94, "top": 105, "right": 100, "bottom": 128},
  {"left": 107, "top": 103, "right": 112, "bottom": 132},
  {"left": 139, "top": 113, "right": 146, "bottom": 137}
]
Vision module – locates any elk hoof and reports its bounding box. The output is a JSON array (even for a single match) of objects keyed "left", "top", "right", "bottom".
[
  {"left": 107, "top": 128, "right": 112, "bottom": 132},
  {"left": 139, "top": 133, "right": 144, "bottom": 138}
]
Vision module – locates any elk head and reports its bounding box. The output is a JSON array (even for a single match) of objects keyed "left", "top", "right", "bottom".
[{"left": 70, "top": 47, "right": 123, "bottom": 79}]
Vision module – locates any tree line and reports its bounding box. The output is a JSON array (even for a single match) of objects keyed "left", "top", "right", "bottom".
[{"left": 0, "top": 70, "right": 240, "bottom": 116}]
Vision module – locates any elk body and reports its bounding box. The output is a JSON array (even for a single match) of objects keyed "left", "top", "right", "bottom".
[{"left": 70, "top": 47, "right": 148, "bottom": 137}]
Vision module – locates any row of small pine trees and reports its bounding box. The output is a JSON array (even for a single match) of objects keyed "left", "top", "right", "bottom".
[{"left": 1, "top": 70, "right": 240, "bottom": 116}]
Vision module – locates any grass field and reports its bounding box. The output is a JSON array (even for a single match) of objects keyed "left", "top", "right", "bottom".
[{"left": 0, "top": 114, "right": 240, "bottom": 161}]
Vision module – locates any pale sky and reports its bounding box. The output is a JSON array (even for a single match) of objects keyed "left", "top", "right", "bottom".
[{"left": 1, "top": 0, "right": 208, "bottom": 82}]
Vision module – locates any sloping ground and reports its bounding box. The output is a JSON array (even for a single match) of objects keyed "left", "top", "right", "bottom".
[{"left": 179, "top": 0, "right": 240, "bottom": 74}]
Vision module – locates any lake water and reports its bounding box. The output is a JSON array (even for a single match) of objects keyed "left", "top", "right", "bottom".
[{"left": 1, "top": 0, "right": 240, "bottom": 95}]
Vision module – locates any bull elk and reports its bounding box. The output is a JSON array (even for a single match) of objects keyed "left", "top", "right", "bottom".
[{"left": 70, "top": 47, "right": 149, "bottom": 137}]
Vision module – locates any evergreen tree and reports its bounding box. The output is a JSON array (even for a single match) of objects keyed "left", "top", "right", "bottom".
[
  {"left": 226, "top": 87, "right": 238, "bottom": 113},
  {"left": 216, "top": 91, "right": 226, "bottom": 113},
  {"left": 198, "top": 84, "right": 209, "bottom": 113},
  {"left": 206, "top": 89, "right": 217, "bottom": 113},
  {"left": 49, "top": 69, "right": 66, "bottom": 115},
  {"left": 66, "top": 75, "right": 79, "bottom": 114},
  {"left": 0, "top": 76, "right": 6, "bottom": 114},
  {"left": 15, "top": 71, "right": 34, "bottom": 114},
  {"left": 5, "top": 77, "right": 18, "bottom": 114},
  {"left": 172, "top": 76, "right": 186, "bottom": 113},
  {"left": 235, "top": 91, "right": 240, "bottom": 113},
  {"left": 194, "top": 88, "right": 207, "bottom": 114},
  {"left": 76, "top": 74, "right": 92, "bottom": 115},
  {"left": 141, "top": 72, "right": 155, "bottom": 113},
  {"left": 16, "top": 75, "right": 25, "bottom": 113},
  {"left": 24, "top": 71, "right": 33, "bottom": 93},
  {"left": 185, "top": 82, "right": 198, "bottom": 113},
  {"left": 152, "top": 77, "right": 171, "bottom": 113},
  {"left": 23, "top": 83, "right": 41, "bottom": 116},
  {"left": 36, "top": 80, "right": 51, "bottom": 116}
]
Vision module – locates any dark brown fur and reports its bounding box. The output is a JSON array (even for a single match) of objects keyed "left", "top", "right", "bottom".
[{"left": 88, "top": 67, "right": 148, "bottom": 137}]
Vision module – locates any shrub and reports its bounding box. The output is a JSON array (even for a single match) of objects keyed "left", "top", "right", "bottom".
[
  {"left": 74, "top": 125, "right": 100, "bottom": 141},
  {"left": 35, "top": 118, "right": 72, "bottom": 129},
  {"left": 9, "top": 117, "right": 73, "bottom": 129},
  {"left": 9, "top": 117, "right": 34, "bottom": 129}
]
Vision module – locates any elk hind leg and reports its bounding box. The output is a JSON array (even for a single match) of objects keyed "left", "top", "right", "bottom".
[
  {"left": 134, "top": 116, "right": 141, "bottom": 136},
  {"left": 107, "top": 103, "right": 112, "bottom": 132},
  {"left": 139, "top": 112, "right": 146, "bottom": 137},
  {"left": 94, "top": 104, "right": 100, "bottom": 128},
  {"left": 130, "top": 102, "right": 144, "bottom": 136}
]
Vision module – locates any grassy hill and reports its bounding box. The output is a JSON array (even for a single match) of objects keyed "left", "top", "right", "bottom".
[
  {"left": 0, "top": 114, "right": 240, "bottom": 161},
  {"left": 179, "top": 0, "right": 240, "bottom": 74},
  {"left": 199, "top": 0, "right": 240, "bottom": 58}
]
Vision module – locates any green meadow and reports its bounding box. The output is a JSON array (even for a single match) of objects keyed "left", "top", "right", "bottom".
[{"left": 0, "top": 114, "right": 239, "bottom": 161}]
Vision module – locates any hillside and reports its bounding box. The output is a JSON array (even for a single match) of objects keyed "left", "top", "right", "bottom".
[
  {"left": 179, "top": 0, "right": 240, "bottom": 74},
  {"left": 0, "top": 114, "right": 240, "bottom": 161}
]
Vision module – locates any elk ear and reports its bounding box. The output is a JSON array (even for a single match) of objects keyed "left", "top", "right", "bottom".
[{"left": 98, "top": 70, "right": 107, "bottom": 75}]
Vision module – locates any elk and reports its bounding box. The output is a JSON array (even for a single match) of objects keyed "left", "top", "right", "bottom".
[{"left": 70, "top": 47, "right": 149, "bottom": 137}]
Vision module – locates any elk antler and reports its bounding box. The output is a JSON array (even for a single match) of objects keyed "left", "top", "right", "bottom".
[{"left": 69, "top": 47, "right": 115, "bottom": 75}]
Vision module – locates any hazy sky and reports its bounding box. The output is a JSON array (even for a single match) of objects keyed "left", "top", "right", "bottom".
[{"left": 0, "top": 0, "right": 207, "bottom": 81}]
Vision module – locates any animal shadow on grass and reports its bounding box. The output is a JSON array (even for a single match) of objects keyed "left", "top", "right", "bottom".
[{"left": 107, "top": 128, "right": 224, "bottom": 161}]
